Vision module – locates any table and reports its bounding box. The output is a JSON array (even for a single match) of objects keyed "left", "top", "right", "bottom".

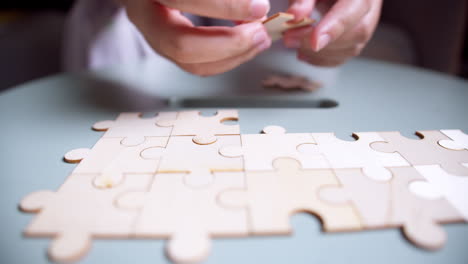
[{"left": 1, "top": 49, "right": 468, "bottom": 264}]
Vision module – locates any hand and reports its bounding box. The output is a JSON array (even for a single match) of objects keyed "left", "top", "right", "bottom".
[
  {"left": 283, "top": 0, "right": 383, "bottom": 67},
  {"left": 122, "top": 0, "right": 272, "bottom": 76}
]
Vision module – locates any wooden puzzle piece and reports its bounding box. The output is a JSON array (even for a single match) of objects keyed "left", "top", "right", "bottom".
[
  {"left": 20, "top": 173, "right": 152, "bottom": 262},
  {"left": 263, "top": 12, "right": 315, "bottom": 41},
  {"left": 141, "top": 135, "right": 243, "bottom": 187},
  {"left": 64, "top": 137, "right": 167, "bottom": 188},
  {"left": 311, "top": 132, "right": 409, "bottom": 181},
  {"left": 156, "top": 110, "right": 239, "bottom": 145},
  {"left": 386, "top": 167, "right": 463, "bottom": 250},
  {"left": 219, "top": 157, "right": 361, "bottom": 235},
  {"left": 219, "top": 126, "right": 329, "bottom": 171},
  {"left": 439, "top": 129, "right": 468, "bottom": 150},
  {"left": 116, "top": 172, "right": 247, "bottom": 264},
  {"left": 320, "top": 167, "right": 464, "bottom": 250},
  {"left": 262, "top": 74, "right": 322, "bottom": 92},
  {"left": 319, "top": 168, "right": 391, "bottom": 229},
  {"left": 371, "top": 131, "right": 468, "bottom": 176},
  {"left": 93, "top": 112, "right": 177, "bottom": 146},
  {"left": 414, "top": 164, "right": 468, "bottom": 221}
]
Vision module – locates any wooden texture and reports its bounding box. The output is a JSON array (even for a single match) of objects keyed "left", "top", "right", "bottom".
[
  {"left": 219, "top": 157, "right": 362, "bottom": 234},
  {"left": 117, "top": 172, "right": 247, "bottom": 264},
  {"left": 20, "top": 174, "right": 152, "bottom": 262},
  {"left": 92, "top": 112, "right": 176, "bottom": 146},
  {"left": 263, "top": 12, "right": 315, "bottom": 41},
  {"left": 312, "top": 132, "right": 409, "bottom": 181},
  {"left": 219, "top": 126, "right": 329, "bottom": 171},
  {"left": 64, "top": 137, "right": 168, "bottom": 188},
  {"left": 156, "top": 110, "right": 239, "bottom": 145},
  {"left": 372, "top": 131, "right": 468, "bottom": 176}
]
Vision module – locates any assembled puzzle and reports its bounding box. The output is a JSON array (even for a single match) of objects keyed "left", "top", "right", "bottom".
[{"left": 19, "top": 109, "right": 468, "bottom": 263}]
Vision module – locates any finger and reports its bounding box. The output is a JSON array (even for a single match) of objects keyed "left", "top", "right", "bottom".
[
  {"left": 177, "top": 39, "right": 272, "bottom": 76},
  {"left": 283, "top": 26, "right": 313, "bottom": 48},
  {"left": 310, "top": 0, "right": 371, "bottom": 51},
  {"left": 155, "top": 0, "right": 270, "bottom": 21},
  {"left": 297, "top": 43, "right": 364, "bottom": 67},
  {"left": 134, "top": 3, "right": 270, "bottom": 64},
  {"left": 298, "top": 52, "right": 348, "bottom": 67},
  {"left": 300, "top": 44, "right": 364, "bottom": 59},
  {"left": 320, "top": 0, "right": 383, "bottom": 50},
  {"left": 287, "top": 0, "right": 316, "bottom": 21}
]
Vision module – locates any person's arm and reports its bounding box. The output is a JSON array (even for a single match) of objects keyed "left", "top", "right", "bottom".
[
  {"left": 121, "top": 0, "right": 272, "bottom": 76},
  {"left": 283, "top": 0, "right": 383, "bottom": 67}
]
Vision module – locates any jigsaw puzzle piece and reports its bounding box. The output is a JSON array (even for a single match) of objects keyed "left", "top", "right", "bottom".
[
  {"left": 156, "top": 110, "right": 239, "bottom": 145},
  {"left": 371, "top": 131, "right": 468, "bottom": 176},
  {"left": 219, "top": 158, "right": 361, "bottom": 235},
  {"left": 439, "top": 129, "right": 468, "bottom": 151},
  {"left": 263, "top": 12, "right": 315, "bottom": 41},
  {"left": 414, "top": 164, "right": 468, "bottom": 221},
  {"left": 64, "top": 137, "right": 168, "bottom": 188},
  {"left": 262, "top": 74, "right": 322, "bottom": 92},
  {"left": 320, "top": 166, "right": 463, "bottom": 250},
  {"left": 312, "top": 132, "right": 409, "bottom": 181},
  {"left": 117, "top": 172, "right": 247, "bottom": 264},
  {"left": 219, "top": 126, "right": 329, "bottom": 171},
  {"left": 319, "top": 168, "right": 391, "bottom": 228},
  {"left": 20, "top": 173, "right": 152, "bottom": 262},
  {"left": 92, "top": 112, "right": 177, "bottom": 146},
  {"left": 387, "top": 167, "right": 463, "bottom": 250},
  {"left": 145, "top": 135, "right": 242, "bottom": 187}
]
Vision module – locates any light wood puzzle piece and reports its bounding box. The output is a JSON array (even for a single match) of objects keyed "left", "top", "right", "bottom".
[
  {"left": 320, "top": 167, "right": 464, "bottom": 250},
  {"left": 219, "top": 126, "right": 329, "bottom": 171},
  {"left": 312, "top": 132, "right": 409, "bottom": 181},
  {"left": 116, "top": 172, "right": 248, "bottom": 264},
  {"left": 439, "top": 129, "right": 468, "bottom": 151},
  {"left": 387, "top": 167, "right": 463, "bottom": 250},
  {"left": 20, "top": 173, "right": 152, "bottom": 263},
  {"left": 319, "top": 168, "right": 391, "bottom": 229},
  {"left": 262, "top": 74, "right": 322, "bottom": 92},
  {"left": 64, "top": 137, "right": 168, "bottom": 188},
  {"left": 219, "top": 157, "right": 361, "bottom": 235},
  {"left": 93, "top": 112, "right": 177, "bottom": 146},
  {"left": 263, "top": 12, "right": 315, "bottom": 41},
  {"left": 371, "top": 131, "right": 468, "bottom": 176},
  {"left": 141, "top": 135, "right": 243, "bottom": 187},
  {"left": 414, "top": 164, "right": 468, "bottom": 221},
  {"left": 156, "top": 110, "right": 239, "bottom": 145}
]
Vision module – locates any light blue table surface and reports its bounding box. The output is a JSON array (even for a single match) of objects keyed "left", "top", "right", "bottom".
[{"left": 1, "top": 50, "right": 467, "bottom": 264}]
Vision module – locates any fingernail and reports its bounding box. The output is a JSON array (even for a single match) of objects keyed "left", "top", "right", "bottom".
[
  {"left": 285, "top": 38, "right": 301, "bottom": 49},
  {"left": 316, "top": 34, "right": 331, "bottom": 51},
  {"left": 249, "top": 0, "right": 270, "bottom": 20},
  {"left": 253, "top": 30, "right": 268, "bottom": 46}
]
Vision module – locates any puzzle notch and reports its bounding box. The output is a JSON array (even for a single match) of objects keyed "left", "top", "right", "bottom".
[
  {"left": 148, "top": 135, "right": 243, "bottom": 188},
  {"left": 219, "top": 126, "right": 329, "bottom": 171},
  {"left": 92, "top": 112, "right": 177, "bottom": 146},
  {"left": 116, "top": 172, "right": 248, "bottom": 264},
  {"left": 156, "top": 110, "right": 240, "bottom": 145},
  {"left": 20, "top": 173, "right": 153, "bottom": 262},
  {"left": 219, "top": 157, "right": 362, "bottom": 235},
  {"left": 64, "top": 137, "right": 168, "bottom": 188},
  {"left": 371, "top": 131, "right": 468, "bottom": 176},
  {"left": 311, "top": 132, "right": 410, "bottom": 181}
]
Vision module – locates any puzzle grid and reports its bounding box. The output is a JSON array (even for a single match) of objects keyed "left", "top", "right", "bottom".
[{"left": 19, "top": 110, "right": 468, "bottom": 264}]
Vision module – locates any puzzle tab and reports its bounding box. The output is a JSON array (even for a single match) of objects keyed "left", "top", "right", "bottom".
[{"left": 19, "top": 110, "right": 468, "bottom": 263}]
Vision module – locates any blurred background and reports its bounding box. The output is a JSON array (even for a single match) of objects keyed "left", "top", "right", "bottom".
[{"left": 0, "top": 0, "right": 467, "bottom": 92}]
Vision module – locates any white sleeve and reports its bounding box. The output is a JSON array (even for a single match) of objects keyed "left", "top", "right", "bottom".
[{"left": 62, "top": 0, "right": 156, "bottom": 72}]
